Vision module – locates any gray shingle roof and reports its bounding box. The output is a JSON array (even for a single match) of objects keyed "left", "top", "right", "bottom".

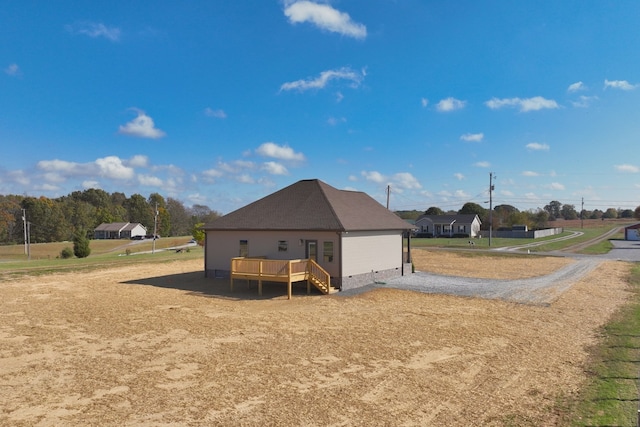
[
  {"left": 205, "top": 179, "right": 413, "bottom": 231},
  {"left": 416, "top": 214, "right": 481, "bottom": 224}
]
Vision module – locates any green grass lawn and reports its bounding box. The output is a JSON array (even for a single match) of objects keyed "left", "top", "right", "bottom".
[
  {"left": 565, "top": 264, "right": 640, "bottom": 426},
  {"left": 408, "top": 223, "right": 625, "bottom": 253},
  {"left": 0, "top": 236, "right": 202, "bottom": 281}
]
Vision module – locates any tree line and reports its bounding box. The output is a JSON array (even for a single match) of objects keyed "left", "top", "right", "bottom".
[
  {"left": 396, "top": 200, "right": 640, "bottom": 230},
  {"left": 0, "top": 189, "right": 221, "bottom": 244}
]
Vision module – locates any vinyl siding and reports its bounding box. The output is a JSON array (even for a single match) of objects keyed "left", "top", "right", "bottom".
[
  {"left": 206, "top": 230, "right": 340, "bottom": 278},
  {"left": 340, "top": 230, "right": 402, "bottom": 277}
]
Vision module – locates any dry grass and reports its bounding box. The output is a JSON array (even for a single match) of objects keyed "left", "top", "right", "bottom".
[
  {"left": 0, "top": 252, "right": 633, "bottom": 426},
  {"left": 411, "top": 249, "right": 574, "bottom": 279}
]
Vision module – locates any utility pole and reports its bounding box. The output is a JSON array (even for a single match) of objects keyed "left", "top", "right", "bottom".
[
  {"left": 27, "top": 221, "right": 31, "bottom": 261},
  {"left": 489, "top": 172, "right": 495, "bottom": 247},
  {"left": 22, "top": 209, "right": 27, "bottom": 255},
  {"left": 386, "top": 185, "right": 391, "bottom": 209},
  {"left": 581, "top": 197, "right": 584, "bottom": 229},
  {"left": 152, "top": 203, "right": 158, "bottom": 254}
]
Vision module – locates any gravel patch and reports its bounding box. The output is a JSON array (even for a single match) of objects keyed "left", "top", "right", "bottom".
[{"left": 342, "top": 257, "right": 604, "bottom": 305}]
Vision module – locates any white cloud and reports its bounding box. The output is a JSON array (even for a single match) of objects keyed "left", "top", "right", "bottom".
[
  {"left": 95, "top": 156, "right": 135, "bottom": 180},
  {"left": 348, "top": 175, "right": 358, "bottom": 182},
  {"left": 522, "top": 171, "right": 540, "bottom": 177},
  {"left": 454, "top": 190, "right": 469, "bottom": 198},
  {"left": 236, "top": 174, "right": 255, "bottom": 184},
  {"left": 82, "top": 180, "right": 100, "bottom": 189},
  {"left": 128, "top": 155, "right": 149, "bottom": 168},
  {"left": 204, "top": 107, "right": 227, "bottom": 119},
  {"left": 475, "top": 161, "right": 490, "bottom": 168},
  {"left": 604, "top": 79, "right": 638, "bottom": 91},
  {"left": 37, "top": 159, "right": 90, "bottom": 175},
  {"left": 615, "top": 164, "right": 640, "bottom": 173},
  {"left": 526, "top": 142, "right": 550, "bottom": 151},
  {"left": 202, "top": 168, "right": 223, "bottom": 183},
  {"left": 255, "top": 142, "right": 305, "bottom": 161},
  {"left": 66, "top": 21, "right": 121, "bottom": 41},
  {"left": 137, "top": 174, "right": 163, "bottom": 187},
  {"left": 262, "top": 161, "right": 289, "bottom": 175},
  {"left": 453, "top": 173, "right": 465, "bottom": 180},
  {"left": 460, "top": 133, "right": 483, "bottom": 142},
  {"left": 548, "top": 182, "right": 565, "bottom": 190},
  {"left": 571, "top": 95, "right": 598, "bottom": 108},
  {"left": 392, "top": 172, "right": 421, "bottom": 190},
  {"left": 327, "top": 116, "right": 346, "bottom": 126},
  {"left": 118, "top": 109, "right": 166, "bottom": 139},
  {"left": 421, "top": 98, "right": 429, "bottom": 108},
  {"left": 335, "top": 91, "right": 344, "bottom": 102},
  {"left": 485, "top": 96, "right": 559, "bottom": 112},
  {"left": 284, "top": 1, "right": 366, "bottom": 39},
  {"left": 8, "top": 170, "right": 29, "bottom": 186},
  {"left": 436, "top": 97, "right": 466, "bottom": 112},
  {"left": 280, "top": 67, "right": 364, "bottom": 92},
  {"left": 361, "top": 170, "right": 386, "bottom": 183},
  {"left": 567, "top": 81, "right": 585, "bottom": 92},
  {"left": 5, "top": 63, "right": 20, "bottom": 76}
]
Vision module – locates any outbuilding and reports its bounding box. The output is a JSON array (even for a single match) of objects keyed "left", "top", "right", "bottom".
[
  {"left": 204, "top": 179, "right": 414, "bottom": 294},
  {"left": 624, "top": 223, "right": 640, "bottom": 241}
]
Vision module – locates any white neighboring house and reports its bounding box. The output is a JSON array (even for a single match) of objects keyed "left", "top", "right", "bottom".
[
  {"left": 414, "top": 214, "right": 482, "bottom": 238},
  {"left": 94, "top": 222, "right": 147, "bottom": 239},
  {"left": 625, "top": 223, "right": 640, "bottom": 241},
  {"left": 203, "top": 179, "right": 415, "bottom": 291}
]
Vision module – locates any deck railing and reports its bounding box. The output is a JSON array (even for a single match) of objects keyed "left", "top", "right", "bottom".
[{"left": 230, "top": 257, "right": 331, "bottom": 299}]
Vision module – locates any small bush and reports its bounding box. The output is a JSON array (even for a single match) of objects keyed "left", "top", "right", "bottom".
[
  {"left": 60, "top": 247, "right": 74, "bottom": 259},
  {"left": 73, "top": 231, "right": 91, "bottom": 258}
]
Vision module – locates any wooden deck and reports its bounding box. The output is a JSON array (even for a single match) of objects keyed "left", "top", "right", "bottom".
[{"left": 230, "top": 257, "right": 333, "bottom": 299}]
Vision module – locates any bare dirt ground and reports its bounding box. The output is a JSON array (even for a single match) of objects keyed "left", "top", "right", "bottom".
[{"left": 0, "top": 250, "right": 634, "bottom": 426}]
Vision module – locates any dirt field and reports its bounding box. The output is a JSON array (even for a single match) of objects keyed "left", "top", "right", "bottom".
[{"left": 0, "top": 249, "right": 633, "bottom": 426}]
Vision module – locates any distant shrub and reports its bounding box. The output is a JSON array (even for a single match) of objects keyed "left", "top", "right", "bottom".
[
  {"left": 60, "top": 247, "right": 74, "bottom": 259},
  {"left": 73, "top": 231, "right": 91, "bottom": 258},
  {"left": 125, "top": 249, "right": 131, "bottom": 256}
]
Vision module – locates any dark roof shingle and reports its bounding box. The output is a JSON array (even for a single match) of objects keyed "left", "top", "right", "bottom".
[{"left": 205, "top": 179, "right": 412, "bottom": 231}]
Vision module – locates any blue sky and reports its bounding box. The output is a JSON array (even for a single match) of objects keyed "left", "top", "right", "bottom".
[{"left": 2, "top": 1, "right": 639, "bottom": 214}]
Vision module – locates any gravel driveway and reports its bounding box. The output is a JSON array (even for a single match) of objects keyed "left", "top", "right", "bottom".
[
  {"left": 341, "top": 257, "right": 605, "bottom": 305},
  {"left": 382, "top": 258, "right": 603, "bottom": 305}
]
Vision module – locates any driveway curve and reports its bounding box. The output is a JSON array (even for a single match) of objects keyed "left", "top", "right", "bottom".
[{"left": 377, "top": 258, "right": 603, "bottom": 305}]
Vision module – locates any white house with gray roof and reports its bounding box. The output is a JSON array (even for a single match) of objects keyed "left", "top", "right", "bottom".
[
  {"left": 204, "top": 179, "right": 414, "bottom": 291},
  {"left": 414, "top": 214, "right": 482, "bottom": 238}
]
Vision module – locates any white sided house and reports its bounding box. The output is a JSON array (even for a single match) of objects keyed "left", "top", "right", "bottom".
[
  {"left": 415, "top": 214, "right": 482, "bottom": 238},
  {"left": 94, "top": 222, "right": 147, "bottom": 240},
  {"left": 204, "top": 179, "right": 414, "bottom": 292}
]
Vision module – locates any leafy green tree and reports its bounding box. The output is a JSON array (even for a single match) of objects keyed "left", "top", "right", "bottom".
[
  {"left": 0, "top": 195, "right": 22, "bottom": 244},
  {"left": 458, "top": 202, "right": 486, "bottom": 216},
  {"left": 424, "top": 206, "right": 444, "bottom": 215},
  {"left": 603, "top": 208, "right": 618, "bottom": 219},
  {"left": 619, "top": 209, "right": 634, "bottom": 218},
  {"left": 73, "top": 231, "right": 91, "bottom": 258},
  {"left": 590, "top": 209, "right": 603, "bottom": 219},
  {"left": 561, "top": 204, "right": 578, "bottom": 220},
  {"left": 125, "top": 194, "right": 154, "bottom": 228},
  {"left": 544, "top": 201, "right": 562, "bottom": 220},
  {"left": 21, "top": 196, "right": 67, "bottom": 242},
  {"left": 634, "top": 206, "right": 640, "bottom": 219},
  {"left": 60, "top": 247, "right": 74, "bottom": 259},
  {"left": 189, "top": 204, "right": 220, "bottom": 226},
  {"left": 531, "top": 209, "right": 549, "bottom": 229},
  {"left": 192, "top": 222, "right": 205, "bottom": 246},
  {"left": 167, "top": 198, "right": 191, "bottom": 236},
  {"left": 395, "top": 210, "right": 422, "bottom": 220}
]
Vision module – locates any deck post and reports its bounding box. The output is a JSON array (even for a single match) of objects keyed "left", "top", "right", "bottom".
[
  {"left": 287, "top": 260, "right": 292, "bottom": 299},
  {"left": 306, "top": 260, "right": 311, "bottom": 294},
  {"left": 258, "top": 260, "right": 263, "bottom": 296}
]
